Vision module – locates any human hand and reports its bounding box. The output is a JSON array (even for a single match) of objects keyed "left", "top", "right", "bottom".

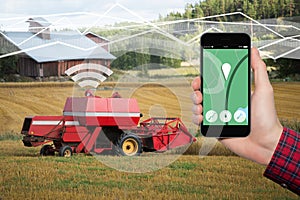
[{"left": 192, "top": 47, "right": 283, "bottom": 165}]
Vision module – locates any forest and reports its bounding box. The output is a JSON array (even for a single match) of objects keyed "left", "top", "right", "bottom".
[{"left": 164, "top": 0, "right": 299, "bottom": 20}]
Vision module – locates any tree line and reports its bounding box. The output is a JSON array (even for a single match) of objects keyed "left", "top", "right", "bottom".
[{"left": 164, "top": 0, "right": 299, "bottom": 20}]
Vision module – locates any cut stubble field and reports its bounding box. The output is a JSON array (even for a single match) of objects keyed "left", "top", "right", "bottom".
[{"left": 0, "top": 81, "right": 299, "bottom": 199}]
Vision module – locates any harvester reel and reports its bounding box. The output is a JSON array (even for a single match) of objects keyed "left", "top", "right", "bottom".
[{"left": 117, "top": 134, "right": 142, "bottom": 156}]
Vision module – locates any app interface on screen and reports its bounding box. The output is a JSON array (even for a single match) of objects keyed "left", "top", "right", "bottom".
[{"left": 203, "top": 48, "right": 248, "bottom": 125}]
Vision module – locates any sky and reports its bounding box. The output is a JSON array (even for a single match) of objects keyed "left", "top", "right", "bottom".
[
  {"left": 0, "top": 0, "right": 199, "bottom": 19},
  {"left": 0, "top": 0, "right": 200, "bottom": 31},
  {"left": 0, "top": 0, "right": 198, "bottom": 16}
]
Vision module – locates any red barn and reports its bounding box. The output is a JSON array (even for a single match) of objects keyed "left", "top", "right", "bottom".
[{"left": 0, "top": 17, "right": 115, "bottom": 78}]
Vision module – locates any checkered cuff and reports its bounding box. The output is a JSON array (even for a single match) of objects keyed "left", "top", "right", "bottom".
[{"left": 263, "top": 127, "right": 300, "bottom": 195}]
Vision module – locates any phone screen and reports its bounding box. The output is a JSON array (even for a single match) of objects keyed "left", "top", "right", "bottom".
[
  {"left": 200, "top": 33, "right": 251, "bottom": 137},
  {"left": 203, "top": 47, "right": 249, "bottom": 126}
]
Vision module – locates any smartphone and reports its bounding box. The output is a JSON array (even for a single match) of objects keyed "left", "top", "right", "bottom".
[{"left": 200, "top": 33, "right": 251, "bottom": 137}]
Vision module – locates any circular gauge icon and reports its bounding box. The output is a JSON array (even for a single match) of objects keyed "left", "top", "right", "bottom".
[
  {"left": 219, "top": 110, "right": 232, "bottom": 123},
  {"left": 205, "top": 110, "right": 218, "bottom": 123},
  {"left": 234, "top": 110, "right": 247, "bottom": 123}
]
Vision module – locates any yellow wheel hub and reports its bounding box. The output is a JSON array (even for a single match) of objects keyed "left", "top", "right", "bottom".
[
  {"left": 122, "top": 138, "right": 138, "bottom": 156},
  {"left": 64, "top": 149, "right": 72, "bottom": 157}
]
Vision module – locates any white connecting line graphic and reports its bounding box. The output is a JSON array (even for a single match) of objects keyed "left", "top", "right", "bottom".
[{"left": 0, "top": 3, "right": 299, "bottom": 61}]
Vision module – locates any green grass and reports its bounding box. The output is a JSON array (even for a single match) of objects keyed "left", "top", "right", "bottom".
[{"left": 0, "top": 132, "right": 22, "bottom": 141}]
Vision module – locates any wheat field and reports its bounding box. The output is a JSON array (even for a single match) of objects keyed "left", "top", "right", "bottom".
[
  {"left": 0, "top": 81, "right": 299, "bottom": 134},
  {"left": 0, "top": 81, "right": 299, "bottom": 199}
]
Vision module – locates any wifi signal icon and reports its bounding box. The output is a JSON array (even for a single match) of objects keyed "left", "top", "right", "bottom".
[{"left": 65, "top": 63, "right": 113, "bottom": 88}]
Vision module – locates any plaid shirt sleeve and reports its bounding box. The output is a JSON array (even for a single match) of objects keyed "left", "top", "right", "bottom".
[{"left": 263, "top": 127, "right": 300, "bottom": 195}]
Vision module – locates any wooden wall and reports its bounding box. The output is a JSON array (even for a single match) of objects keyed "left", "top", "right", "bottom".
[
  {"left": 57, "top": 60, "right": 84, "bottom": 76},
  {"left": 15, "top": 54, "right": 111, "bottom": 78},
  {"left": 15, "top": 57, "right": 112, "bottom": 77},
  {"left": 42, "top": 62, "right": 58, "bottom": 77},
  {"left": 17, "top": 57, "right": 39, "bottom": 77},
  {"left": 57, "top": 59, "right": 111, "bottom": 76}
]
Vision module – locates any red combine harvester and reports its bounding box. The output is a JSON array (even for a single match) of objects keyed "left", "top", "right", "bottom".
[{"left": 21, "top": 93, "right": 195, "bottom": 157}]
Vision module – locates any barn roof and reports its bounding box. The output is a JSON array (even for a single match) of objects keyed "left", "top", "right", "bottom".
[
  {"left": 85, "top": 31, "right": 110, "bottom": 42},
  {"left": 2, "top": 31, "right": 115, "bottom": 63},
  {"left": 27, "top": 17, "right": 52, "bottom": 27}
]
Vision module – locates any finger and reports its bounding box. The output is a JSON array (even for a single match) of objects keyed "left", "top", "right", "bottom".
[
  {"left": 192, "top": 104, "right": 202, "bottom": 115},
  {"left": 192, "top": 77, "right": 201, "bottom": 91},
  {"left": 251, "top": 47, "right": 272, "bottom": 90},
  {"left": 191, "top": 91, "right": 202, "bottom": 105},
  {"left": 192, "top": 114, "right": 203, "bottom": 125}
]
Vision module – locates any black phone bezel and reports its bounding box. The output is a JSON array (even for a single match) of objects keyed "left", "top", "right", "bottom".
[{"left": 200, "top": 33, "right": 251, "bottom": 138}]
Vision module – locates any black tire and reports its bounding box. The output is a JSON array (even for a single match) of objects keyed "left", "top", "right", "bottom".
[
  {"left": 116, "top": 134, "right": 142, "bottom": 156},
  {"left": 40, "top": 144, "right": 55, "bottom": 156},
  {"left": 59, "top": 146, "right": 73, "bottom": 157}
]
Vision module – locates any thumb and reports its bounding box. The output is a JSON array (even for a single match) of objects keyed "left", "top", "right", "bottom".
[{"left": 251, "top": 48, "right": 272, "bottom": 90}]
